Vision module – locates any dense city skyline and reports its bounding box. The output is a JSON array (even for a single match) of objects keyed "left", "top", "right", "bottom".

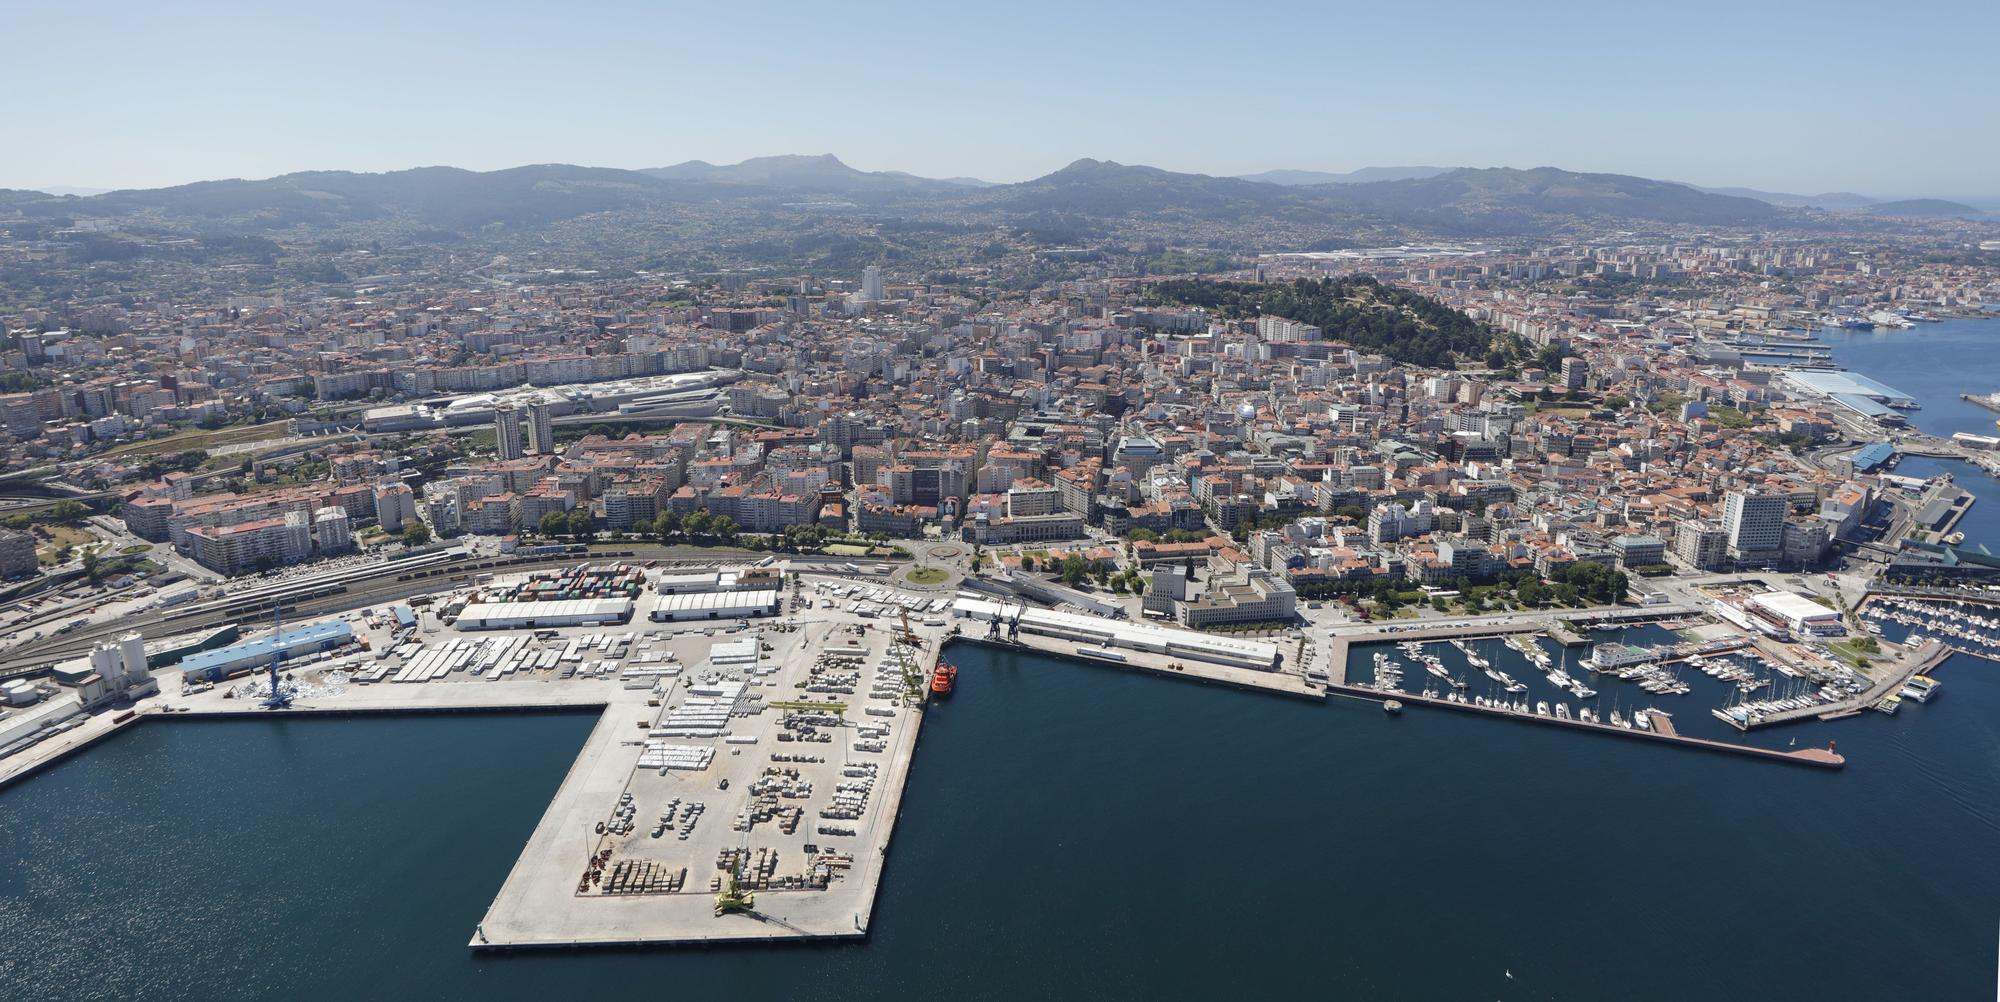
[
  {"left": 4, "top": 3, "right": 1999, "bottom": 995},
  {"left": 7, "top": 0, "right": 1997, "bottom": 196}
]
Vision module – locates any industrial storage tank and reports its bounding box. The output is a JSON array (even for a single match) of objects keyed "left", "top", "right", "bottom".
[{"left": 2, "top": 679, "right": 41, "bottom": 706}]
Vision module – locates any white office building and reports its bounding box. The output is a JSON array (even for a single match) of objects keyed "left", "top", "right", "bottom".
[{"left": 1723, "top": 489, "right": 1786, "bottom": 561}]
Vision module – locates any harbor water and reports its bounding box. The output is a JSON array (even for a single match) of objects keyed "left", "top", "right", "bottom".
[
  {"left": 0, "top": 321, "right": 1996, "bottom": 1000},
  {"left": 3, "top": 643, "right": 1995, "bottom": 1000}
]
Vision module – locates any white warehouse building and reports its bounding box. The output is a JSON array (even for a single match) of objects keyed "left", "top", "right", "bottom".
[
  {"left": 650, "top": 590, "right": 782, "bottom": 622},
  {"left": 454, "top": 598, "right": 634, "bottom": 630},
  {"left": 1747, "top": 591, "right": 1845, "bottom": 637}
]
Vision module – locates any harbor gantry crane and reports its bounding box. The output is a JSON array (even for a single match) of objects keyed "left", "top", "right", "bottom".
[
  {"left": 897, "top": 606, "right": 924, "bottom": 649},
  {"left": 259, "top": 605, "right": 292, "bottom": 710},
  {"left": 983, "top": 603, "right": 1025, "bottom": 642}
]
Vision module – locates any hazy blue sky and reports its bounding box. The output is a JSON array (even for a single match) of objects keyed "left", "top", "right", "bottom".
[{"left": 7, "top": 0, "right": 1996, "bottom": 195}]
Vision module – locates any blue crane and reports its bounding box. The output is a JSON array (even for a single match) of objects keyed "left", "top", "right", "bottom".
[{"left": 260, "top": 604, "right": 292, "bottom": 710}]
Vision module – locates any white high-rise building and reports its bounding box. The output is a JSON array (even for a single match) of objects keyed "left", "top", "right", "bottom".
[
  {"left": 494, "top": 405, "right": 524, "bottom": 460},
  {"left": 1723, "top": 489, "right": 1786, "bottom": 560},
  {"left": 1256, "top": 315, "right": 1321, "bottom": 343},
  {"left": 861, "top": 265, "right": 883, "bottom": 303},
  {"left": 374, "top": 482, "right": 418, "bottom": 533},
  {"left": 526, "top": 399, "right": 555, "bottom": 455},
  {"left": 314, "top": 506, "right": 353, "bottom": 553}
]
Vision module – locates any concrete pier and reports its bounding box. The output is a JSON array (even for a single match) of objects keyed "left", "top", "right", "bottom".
[
  {"left": 0, "top": 700, "right": 151, "bottom": 790},
  {"left": 467, "top": 672, "right": 929, "bottom": 949},
  {"left": 950, "top": 633, "right": 1324, "bottom": 702},
  {"left": 1729, "top": 639, "right": 1950, "bottom": 730},
  {"left": 1327, "top": 682, "right": 1846, "bottom": 769},
  {"left": 2, "top": 570, "right": 955, "bottom": 951},
  {"left": 1326, "top": 618, "right": 1547, "bottom": 684}
]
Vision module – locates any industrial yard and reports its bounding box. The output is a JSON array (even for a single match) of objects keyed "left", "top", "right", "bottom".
[
  {"left": 0, "top": 560, "right": 958, "bottom": 946},
  {"left": 468, "top": 580, "right": 942, "bottom": 947}
]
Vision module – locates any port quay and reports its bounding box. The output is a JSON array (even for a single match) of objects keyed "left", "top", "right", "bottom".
[{"left": 0, "top": 554, "right": 1970, "bottom": 949}]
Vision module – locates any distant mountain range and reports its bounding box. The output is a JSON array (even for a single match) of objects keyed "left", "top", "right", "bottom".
[
  {"left": 1683, "top": 185, "right": 1988, "bottom": 217},
  {"left": 3, "top": 156, "right": 1987, "bottom": 244},
  {"left": 1240, "top": 171, "right": 1993, "bottom": 217},
  {"left": 1693, "top": 186, "right": 1883, "bottom": 211},
  {"left": 639, "top": 154, "right": 990, "bottom": 195},
  {"left": 1861, "top": 198, "right": 1987, "bottom": 218},
  {"left": 1236, "top": 166, "right": 1452, "bottom": 186},
  {"left": 959, "top": 159, "right": 1788, "bottom": 232}
]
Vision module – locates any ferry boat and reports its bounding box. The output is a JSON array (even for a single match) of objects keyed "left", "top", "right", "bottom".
[
  {"left": 1874, "top": 694, "right": 1902, "bottom": 715},
  {"left": 1899, "top": 675, "right": 1939, "bottom": 703},
  {"left": 930, "top": 661, "right": 958, "bottom": 696}
]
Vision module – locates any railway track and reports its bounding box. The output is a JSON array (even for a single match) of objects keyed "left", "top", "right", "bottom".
[{"left": 0, "top": 547, "right": 905, "bottom": 679}]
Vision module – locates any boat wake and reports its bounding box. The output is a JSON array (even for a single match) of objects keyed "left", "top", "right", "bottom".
[{"left": 1892, "top": 728, "right": 2000, "bottom": 836}]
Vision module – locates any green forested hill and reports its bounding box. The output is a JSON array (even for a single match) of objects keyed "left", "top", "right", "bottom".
[{"left": 1144, "top": 277, "right": 1492, "bottom": 367}]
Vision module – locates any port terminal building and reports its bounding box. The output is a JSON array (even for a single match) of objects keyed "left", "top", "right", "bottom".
[
  {"left": 1776, "top": 370, "right": 1916, "bottom": 425},
  {"left": 951, "top": 597, "right": 1280, "bottom": 671}
]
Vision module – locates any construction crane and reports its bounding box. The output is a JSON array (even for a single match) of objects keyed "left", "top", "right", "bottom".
[{"left": 259, "top": 605, "right": 292, "bottom": 710}]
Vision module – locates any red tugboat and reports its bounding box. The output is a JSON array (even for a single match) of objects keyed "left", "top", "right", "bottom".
[{"left": 930, "top": 660, "right": 958, "bottom": 697}]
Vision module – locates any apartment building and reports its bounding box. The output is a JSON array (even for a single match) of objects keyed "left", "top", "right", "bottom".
[{"left": 186, "top": 512, "right": 313, "bottom": 575}]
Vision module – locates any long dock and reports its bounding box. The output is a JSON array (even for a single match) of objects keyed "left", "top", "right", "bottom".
[
  {"left": 950, "top": 634, "right": 1324, "bottom": 701},
  {"left": 1726, "top": 639, "right": 1950, "bottom": 730},
  {"left": 0, "top": 700, "right": 150, "bottom": 791},
  {"left": 1326, "top": 682, "right": 1845, "bottom": 769},
  {"left": 1958, "top": 392, "right": 2000, "bottom": 415},
  {"left": 1325, "top": 619, "right": 1546, "bottom": 684},
  {"left": 1323, "top": 606, "right": 1700, "bottom": 683},
  {"left": 0, "top": 681, "right": 614, "bottom": 791},
  {"left": 3, "top": 605, "right": 948, "bottom": 951}
]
